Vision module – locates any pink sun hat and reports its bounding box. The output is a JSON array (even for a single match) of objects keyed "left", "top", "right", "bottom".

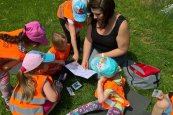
[
  {"left": 21, "top": 50, "right": 55, "bottom": 73},
  {"left": 24, "top": 21, "right": 48, "bottom": 45}
]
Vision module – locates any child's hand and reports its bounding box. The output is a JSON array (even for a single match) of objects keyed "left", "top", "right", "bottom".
[
  {"left": 98, "top": 76, "right": 107, "bottom": 83},
  {"left": 53, "top": 80, "right": 63, "bottom": 94},
  {"left": 157, "top": 92, "right": 164, "bottom": 100},
  {"left": 72, "top": 53, "right": 79, "bottom": 62}
]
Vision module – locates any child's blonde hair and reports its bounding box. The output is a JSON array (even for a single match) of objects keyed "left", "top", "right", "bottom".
[
  {"left": 52, "top": 32, "right": 67, "bottom": 47},
  {"left": 14, "top": 70, "right": 36, "bottom": 103}
]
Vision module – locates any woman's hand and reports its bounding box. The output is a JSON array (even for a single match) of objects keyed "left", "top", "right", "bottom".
[
  {"left": 72, "top": 52, "right": 79, "bottom": 62},
  {"left": 81, "top": 60, "right": 88, "bottom": 69}
]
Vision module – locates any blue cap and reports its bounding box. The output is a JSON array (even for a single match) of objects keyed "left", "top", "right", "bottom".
[
  {"left": 29, "top": 50, "right": 55, "bottom": 62},
  {"left": 90, "top": 56, "right": 118, "bottom": 78},
  {"left": 72, "top": 0, "right": 87, "bottom": 22}
]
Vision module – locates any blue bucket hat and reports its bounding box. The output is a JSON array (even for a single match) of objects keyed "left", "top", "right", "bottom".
[
  {"left": 72, "top": 0, "right": 87, "bottom": 22},
  {"left": 90, "top": 56, "right": 118, "bottom": 78}
]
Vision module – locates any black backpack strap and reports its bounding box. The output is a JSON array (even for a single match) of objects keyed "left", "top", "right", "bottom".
[
  {"left": 153, "top": 73, "right": 160, "bottom": 87},
  {"left": 126, "top": 61, "right": 134, "bottom": 85}
]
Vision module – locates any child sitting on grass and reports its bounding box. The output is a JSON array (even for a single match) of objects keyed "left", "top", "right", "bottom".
[
  {"left": 67, "top": 56, "right": 129, "bottom": 115},
  {"left": 152, "top": 91, "right": 173, "bottom": 115},
  {"left": 47, "top": 32, "right": 70, "bottom": 81},
  {"left": 9, "top": 50, "right": 62, "bottom": 115}
]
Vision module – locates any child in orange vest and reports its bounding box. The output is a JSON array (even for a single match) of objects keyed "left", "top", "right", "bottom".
[
  {"left": 152, "top": 91, "right": 173, "bottom": 115},
  {"left": 9, "top": 50, "right": 62, "bottom": 115},
  {"left": 47, "top": 32, "right": 70, "bottom": 80},
  {"left": 0, "top": 21, "right": 48, "bottom": 109},
  {"left": 67, "top": 56, "right": 129, "bottom": 115},
  {"left": 57, "top": 0, "right": 87, "bottom": 62}
]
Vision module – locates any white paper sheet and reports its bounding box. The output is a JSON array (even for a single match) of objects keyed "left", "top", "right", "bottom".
[{"left": 65, "top": 62, "right": 96, "bottom": 79}]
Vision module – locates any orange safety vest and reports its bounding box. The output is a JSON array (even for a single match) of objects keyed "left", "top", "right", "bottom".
[
  {"left": 47, "top": 44, "right": 70, "bottom": 74},
  {"left": 95, "top": 78, "right": 129, "bottom": 109},
  {"left": 0, "top": 29, "right": 25, "bottom": 60},
  {"left": 57, "top": 0, "right": 83, "bottom": 33},
  {"left": 9, "top": 75, "right": 53, "bottom": 115},
  {"left": 170, "top": 96, "right": 173, "bottom": 115}
]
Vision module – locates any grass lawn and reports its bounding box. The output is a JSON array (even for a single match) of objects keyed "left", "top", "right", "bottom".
[{"left": 1, "top": 0, "right": 173, "bottom": 114}]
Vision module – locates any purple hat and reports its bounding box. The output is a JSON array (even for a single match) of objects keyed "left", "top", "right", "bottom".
[
  {"left": 24, "top": 21, "right": 48, "bottom": 45},
  {"left": 21, "top": 50, "right": 55, "bottom": 73}
]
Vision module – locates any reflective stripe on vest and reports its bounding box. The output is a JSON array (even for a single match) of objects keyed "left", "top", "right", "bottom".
[
  {"left": 59, "top": 4, "right": 65, "bottom": 19},
  {"left": 105, "top": 99, "right": 116, "bottom": 107},
  {"left": 9, "top": 104, "right": 43, "bottom": 115},
  {"left": 105, "top": 99, "right": 124, "bottom": 111},
  {"left": 12, "top": 93, "right": 45, "bottom": 104}
]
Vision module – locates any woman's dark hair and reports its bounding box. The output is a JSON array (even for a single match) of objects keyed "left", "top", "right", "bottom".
[{"left": 89, "top": 0, "right": 115, "bottom": 28}]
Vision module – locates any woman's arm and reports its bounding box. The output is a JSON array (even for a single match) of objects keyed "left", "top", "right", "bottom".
[
  {"left": 99, "top": 20, "right": 130, "bottom": 57},
  {"left": 68, "top": 23, "right": 79, "bottom": 62},
  {"left": 43, "top": 80, "right": 58, "bottom": 102},
  {"left": 81, "top": 25, "right": 93, "bottom": 69}
]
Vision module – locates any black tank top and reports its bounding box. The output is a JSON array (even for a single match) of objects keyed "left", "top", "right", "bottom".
[{"left": 92, "top": 15, "right": 126, "bottom": 52}]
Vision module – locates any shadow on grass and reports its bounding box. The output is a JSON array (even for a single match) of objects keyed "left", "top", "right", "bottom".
[{"left": 127, "top": 51, "right": 138, "bottom": 62}]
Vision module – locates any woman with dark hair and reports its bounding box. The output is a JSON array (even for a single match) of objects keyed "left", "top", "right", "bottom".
[{"left": 81, "top": 0, "right": 130, "bottom": 69}]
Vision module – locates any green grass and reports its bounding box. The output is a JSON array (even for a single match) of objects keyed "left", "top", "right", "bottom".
[{"left": 1, "top": 0, "right": 173, "bottom": 114}]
